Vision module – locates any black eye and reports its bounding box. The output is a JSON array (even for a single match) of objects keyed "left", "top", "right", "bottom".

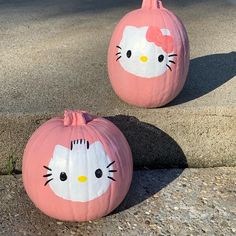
[
  {"left": 60, "top": 172, "right": 67, "bottom": 181},
  {"left": 95, "top": 169, "right": 103, "bottom": 178},
  {"left": 158, "top": 55, "right": 164, "bottom": 62},
  {"left": 126, "top": 50, "right": 132, "bottom": 58}
]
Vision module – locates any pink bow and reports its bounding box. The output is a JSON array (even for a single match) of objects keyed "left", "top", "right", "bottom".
[{"left": 146, "top": 26, "right": 174, "bottom": 53}]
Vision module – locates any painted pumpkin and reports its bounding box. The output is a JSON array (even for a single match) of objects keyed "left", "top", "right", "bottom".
[
  {"left": 108, "top": 0, "right": 190, "bottom": 108},
  {"left": 23, "top": 110, "right": 133, "bottom": 222}
]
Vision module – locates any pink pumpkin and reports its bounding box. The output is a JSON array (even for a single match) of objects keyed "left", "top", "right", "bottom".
[
  {"left": 108, "top": 0, "right": 190, "bottom": 108},
  {"left": 23, "top": 110, "right": 133, "bottom": 222}
]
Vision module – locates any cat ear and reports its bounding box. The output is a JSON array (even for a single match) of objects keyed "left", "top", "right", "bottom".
[
  {"left": 160, "top": 29, "right": 171, "bottom": 36},
  {"left": 53, "top": 145, "right": 70, "bottom": 161},
  {"left": 88, "top": 141, "right": 107, "bottom": 157},
  {"left": 123, "top": 26, "right": 149, "bottom": 37},
  {"left": 123, "top": 26, "right": 149, "bottom": 43},
  {"left": 123, "top": 26, "right": 138, "bottom": 37}
]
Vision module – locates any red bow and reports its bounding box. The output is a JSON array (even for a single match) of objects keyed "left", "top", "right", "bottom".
[{"left": 146, "top": 26, "right": 174, "bottom": 53}]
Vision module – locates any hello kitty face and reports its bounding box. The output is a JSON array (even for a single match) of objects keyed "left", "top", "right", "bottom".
[
  {"left": 43, "top": 140, "right": 116, "bottom": 202},
  {"left": 116, "top": 26, "right": 177, "bottom": 78}
]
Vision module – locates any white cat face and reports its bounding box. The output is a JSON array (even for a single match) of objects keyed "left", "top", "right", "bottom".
[
  {"left": 43, "top": 140, "right": 116, "bottom": 202},
  {"left": 116, "top": 26, "right": 176, "bottom": 78}
]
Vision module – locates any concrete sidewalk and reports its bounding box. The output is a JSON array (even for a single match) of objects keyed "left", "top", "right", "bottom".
[
  {"left": 0, "top": 0, "right": 235, "bottom": 173},
  {"left": 0, "top": 168, "right": 235, "bottom": 235}
]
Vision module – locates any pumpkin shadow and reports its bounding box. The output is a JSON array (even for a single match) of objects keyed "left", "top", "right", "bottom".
[
  {"left": 106, "top": 115, "right": 188, "bottom": 169},
  {"left": 168, "top": 52, "right": 236, "bottom": 106},
  {"left": 106, "top": 115, "right": 187, "bottom": 213},
  {"left": 113, "top": 169, "right": 184, "bottom": 213}
]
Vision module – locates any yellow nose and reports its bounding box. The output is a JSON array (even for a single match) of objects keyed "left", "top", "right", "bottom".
[
  {"left": 140, "top": 56, "right": 148, "bottom": 62},
  {"left": 78, "top": 176, "right": 87, "bottom": 182}
]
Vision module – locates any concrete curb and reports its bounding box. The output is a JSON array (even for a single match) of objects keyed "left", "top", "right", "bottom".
[{"left": 0, "top": 106, "right": 235, "bottom": 174}]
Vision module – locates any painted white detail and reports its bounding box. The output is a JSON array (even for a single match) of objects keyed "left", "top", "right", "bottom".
[{"left": 160, "top": 28, "right": 171, "bottom": 36}]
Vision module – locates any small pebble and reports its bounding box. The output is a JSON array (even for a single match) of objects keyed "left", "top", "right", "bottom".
[
  {"left": 145, "top": 220, "right": 150, "bottom": 225},
  {"left": 220, "top": 221, "right": 229, "bottom": 228},
  {"left": 231, "top": 228, "right": 236, "bottom": 233}
]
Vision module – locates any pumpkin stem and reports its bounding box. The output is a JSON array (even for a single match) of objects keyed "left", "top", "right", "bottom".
[
  {"left": 64, "top": 110, "right": 93, "bottom": 126},
  {"left": 142, "top": 0, "right": 163, "bottom": 9}
]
